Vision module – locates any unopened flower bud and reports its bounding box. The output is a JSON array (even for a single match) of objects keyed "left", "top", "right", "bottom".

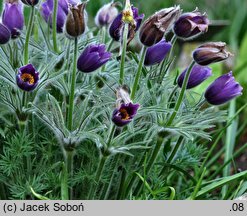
[
  {"left": 139, "top": 6, "right": 181, "bottom": 46},
  {"left": 65, "top": 2, "right": 87, "bottom": 38},
  {"left": 21, "top": 0, "right": 39, "bottom": 6},
  {"left": 173, "top": 8, "right": 209, "bottom": 39},
  {"left": 95, "top": 2, "right": 118, "bottom": 27},
  {"left": 193, "top": 42, "right": 232, "bottom": 66},
  {"left": 0, "top": 23, "right": 11, "bottom": 44}
]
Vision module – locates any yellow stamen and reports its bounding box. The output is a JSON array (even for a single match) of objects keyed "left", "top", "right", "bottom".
[
  {"left": 21, "top": 73, "right": 35, "bottom": 84},
  {"left": 122, "top": 10, "right": 134, "bottom": 24},
  {"left": 120, "top": 108, "right": 130, "bottom": 120}
]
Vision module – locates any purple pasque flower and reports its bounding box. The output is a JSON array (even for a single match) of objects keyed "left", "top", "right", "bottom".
[
  {"left": 173, "top": 8, "right": 209, "bottom": 39},
  {"left": 109, "top": 6, "right": 144, "bottom": 41},
  {"left": 193, "top": 42, "right": 232, "bottom": 66},
  {"left": 0, "top": 23, "right": 11, "bottom": 44},
  {"left": 2, "top": 1, "right": 24, "bottom": 39},
  {"left": 205, "top": 72, "right": 243, "bottom": 105},
  {"left": 16, "top": 64, "right": 39, "bottom": 91},
  {"left": 95, "top": 2, "right": 118, "bottom": 27},
  {"left": 40, "top": 0, "right": 80, "bottom": 33},
  {"left": 177, "top": 64, "right": 212, "bottom": 89},
  {"left": 112, "top": 103, "right": 140, "bottom": 127},
  {"left": 77, "top": 44, "right": 111, "bottom": 73},
  {"left": 144, "top": 39, "right": 172, "bottom": 66}
]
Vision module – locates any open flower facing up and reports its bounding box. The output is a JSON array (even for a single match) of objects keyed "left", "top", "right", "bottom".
[
  {"left": 193, "top": 42, "right": 232, "bottom": 66},
  {"left": 2, "top": 1, "right": 24, "bottom": 38},
  {"left": 77, "top": 44, "right": 111, "bottom": 73},
  {"left": 205, "top": 72, "right": 243, "bottom": 105},
  {"left": 109, "top": 6, "right": 144, "bottom": 41},
  {"left": 112, "top": 103, "right": 140, "bottom": 127},
  {"left": 173, "top": 8, "right": 209, "bottom": 40},
  {"left": 95, "top": 2, "right": 118, "bottom": 27},
  {"left": 65, "top": 2, "right": 87, "bottom": 38},
  {"left": 139, "top": 6, "right": 181, "bottom": 46},
  {"left": 177, "top": 64, "right": 212, "bottom": 89},
  {"left": 144, "top": 39, "right": 172, "bottom": 66},
  {"left": 16, "top": 64, "right": 39, "bottom": 91},
  {"left": 0, "top": 23, "right": 11, "bottom": 44},
  {"left": 40, "top": 0, "right": 80, "bottom": 33}
]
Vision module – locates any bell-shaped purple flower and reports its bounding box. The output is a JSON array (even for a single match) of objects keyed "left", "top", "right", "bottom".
[
  {"left": 16, "top": 64, "right": 39, "bottom": 91},
  {"left": 40, "top": 0, "right": 80, "bottom": 33},
  {"left": 193, "top": 42, "right": 232, "bottom": 66},
  {"left": 109, "top": 6, "right": 144, "bottom": 41},
  {"left": 0, "top": 23, "right": 11, "bottom": 44},
  {"left": 2, "top": 2, "right": 24, "bottom": 39},
  {"left": 95, "top": 2, "right": 118, "bottom": 27},
  {"left": 173, "top": 8, "right": 209, "bottom": 39},
  {"left": 144, "top": 39, "right": 172, "bottom": 66},
  {"left": 177, "top": 64, "right": 212, "bottom": 89},
  {"left": 77, "top": 44, "right": 111, "bottom": 73},
  {"left": 205, "top": 72, "right": 243, "bottom": 105},
  {"left": 112, "top": 103, "right": 140, "bottom": 127}
]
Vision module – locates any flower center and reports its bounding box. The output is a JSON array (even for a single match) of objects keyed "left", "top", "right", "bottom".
[
  {"left": 119, "top": 108, "right": 130, "bottom": 120},
  {"left": 122, "top": 10, "right": 134, "bottom": 23},
  {"left": 21, "top": 73, "right": 35, "bottom": 84}
]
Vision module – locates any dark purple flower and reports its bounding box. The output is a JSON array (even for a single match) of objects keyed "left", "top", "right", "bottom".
[
  {"left": 95, "top": 2, "right": 118, "bottom": 27},
  {"left": 16, "top": 64, "right": 39, "bottom": 91},
  {"left": 177, "top": 64, "right": 212, "bottom": 89},
  {"left": 139, "top": 6, "right": 181, "bottom": 47},
  {"left": 193, "top": 42, "right": 232, "bottom": 66},
  {"left": 144, "top": 39, "right": 172, "bottom": 66},
  {"left": 109, "top": 6, "right": 144, "bottom": 41},
  {"left": 0, "top": 23, "right": 11, "bottom": 44},
  {"left": 21, "top": 0, "right": 39, "bottom": 6},
  {"left": 205, "top": 72, "right": 243, "bottom": 105},
  {"left": 77, "top": 44, "right": 111, "bottom": 73},
  {"left": 173, "top": 8, "right": 209, "bottom": 39},
  {"left": 112, "top": 103, "right": 140, "bottom": 127},
  {"left": 40, "top": 0, "right": 80, "bottom": 33},
  {"left": 2, "top": 2, "right": 24, "bottom": 39}
]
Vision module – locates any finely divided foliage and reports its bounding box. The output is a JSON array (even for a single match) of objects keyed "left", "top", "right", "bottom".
[{"left": 0, "top": 0, "right": 245, "bottom": 200}]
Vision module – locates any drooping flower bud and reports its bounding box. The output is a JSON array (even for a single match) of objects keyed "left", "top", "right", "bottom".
[
  {"left": 21, "top": 0, "right": 39, "bottom": 6},
  {"left": 40, "top": 0, "right": 80, "bottom": 33},
  {"left": 16, "top": 64, "right": 39, "bottom": 91},
  {"left": 193, "top": 42, "right": 232, "bottom": 66},
  {"left": 77, "top": 44, "right": 111, "bottom": 73},
  {"left": 139, "top": 6, "right": 181, "bottom": 47},
  {"left": 95, "top": 2, "right": 118, "bottom": 27},
  {"left": 112, "top": 86, "right": 140, "bottom": 127},
  {"left": 109, "top": 6, "right": 144, "bottom": 42},
  {"left": 205, "top": 72, "right": 243, "bottom": 105},
  {"left": 2, "top": 1, "right": 24, "bottom": 39},
  {"left": 0, "top": 23, "right": 11, "bottom": 44},
  {"left": 144, "top": 39, "right": 172, "bottom": 66},
  {"left": 177, "top": 64, "right": 212, "bottom": 89},
  {"left": 173, "top": 8, "right": 209, "bottom": 40},
  {"left": 65, "top": 2, "right": 87, "bottom": 38}
]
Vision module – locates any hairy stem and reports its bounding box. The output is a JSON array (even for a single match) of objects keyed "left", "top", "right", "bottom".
[
  {"left": 24, "top": 6, "right": 35, "bottom": 65},
  {"left": 130, "top": 46, "right": 147, "bottom": 100},
  {"left": 119, "top": 24, "right": 129, "bottom": 85},
  {"left": 52, "top": 0, "right": 59, "bottom": 53},
  {"left": 67, "top": 37, "right": 78, "bottom": 131},
  {"left": 166, "top": 61, "right": 196, "bottom": 126}
]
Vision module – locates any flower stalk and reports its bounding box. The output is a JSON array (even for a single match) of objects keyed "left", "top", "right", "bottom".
[
  {"left": 130, "top": 46, "right": 147, "bottom": 100},
  {"left": 119, "top": 23, "right": 129, "bottom": 85},
  {"left": 67, "top": 37, "right": 78, "bottom": 131},
  {"left": 52, "top": 0, "right": 59, "bottom": 53},
  {"left": 24, "top": 6, "right": 35, "bottom": 65}
]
